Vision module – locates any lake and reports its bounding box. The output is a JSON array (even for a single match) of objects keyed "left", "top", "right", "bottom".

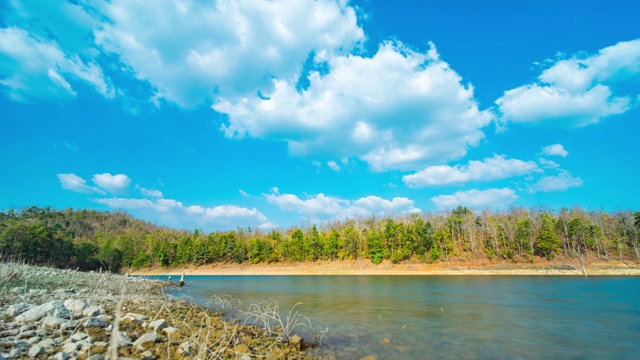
[{"left": 149, "top": 275, "right": 640, "bottom": 359}]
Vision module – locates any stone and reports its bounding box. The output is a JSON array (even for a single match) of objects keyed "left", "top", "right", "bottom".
[
  {"left": 113, "top": 331, "right": 133, "bottom": 347},
  {"left": 84, "top": 317, "right": 107, "bottom": 328},
  {"left": 18, "top": 330, "right": 37, "bottom": 339},
  {"left": 360, "top": 356, "right": 376, "bottom": 360},
  {"left": 141, "top": 351, "right": 154, "bottom": 360},
  {"left": 162, "top": 327, "right": 179, "bottom": 336},
  {"left": 37, "top": 338, "right": 55, "bottom": 349},
  {"left": 27, "top": 344, "right": 43, "bottom": 357},
  {"left": 133, "top": 332, "right": 158, "bottom": 350},
  {"left": 82, "top": 305, "right": 105, "bottom": 317},
  {"left": 121, "top": 313, "right": 148, "bottom": 323},
  {"left": 70, "top": 333, "right": 89, "bottom": 342},
  {"left": 63, "top": 299, "right": 87, "bottom": 317},
  {"left": 241, "top": 355, "right": 251, "bottom": 360},
  {"left": 178, "top": 341, "right": 192, "bottom": 356},
  {"left": 15, "top": 301, "right": 70, "bottom": 323},
  {"left": 53, "top": 352, "right": 69, "bottom": 360},
  {"left": 382, "top": 337, "right": 391, "bottom": 344},
  {"left": 42, "top": 316, "right": 67, "bottom": 328},
  {"left": 61, "top": 342, "right": 79, "bottom": 354},
  {"left": 87, "top": 355, "right": 104, "bottom": 360},
  {"left": 6, "top": 303, "right": 34, "bottom": 317},
  {"left": 148, "top": 319, "right": 168, "bottom": 332}
]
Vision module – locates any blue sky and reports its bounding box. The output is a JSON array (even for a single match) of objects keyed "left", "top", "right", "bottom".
[{"left": 1, "top": 0, "right": 639, "bottom": 231}]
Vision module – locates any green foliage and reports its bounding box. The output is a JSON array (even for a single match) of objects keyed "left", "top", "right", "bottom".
[{"left": 1, "top": 206, "right": 640, "bottom": 272}]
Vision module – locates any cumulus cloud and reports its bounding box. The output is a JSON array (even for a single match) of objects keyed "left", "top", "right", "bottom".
[
  {"left": 327, "top": 160, "right": 340, "bottom": 171},
  {"left": 216, "top": 41, "right": 492, "bottom": 171},
  {"left": 0, "top": 27, "right": 113, "bottom": 101},
  {"left": 403, "top": 154, "right": 539, "bottom": 188},
  {"left": 92, "top": 173, "right": 131, "bottom": 194},
  {"left": 541, "top": 144, "right": 568, "bottom": 157},
  {"left": 93, "top": 0, "right": 364, "bottom": 107},
  {"left": 57, "top": 173, "right": 105, "bottom": 195},
  {"left": 496, "top": 39, "right": 640, "bottom": 127},
  {"left": 2, "top": 0, "right": 363, "bottom": 106},
  {"left": 431, "top": 188, "right": 518, "bottom": 211},
  {"left": 136, "top": 185, "right": 163, "bottom": 198},
  {"left": 531, "top": 171, "right": 583, "bottom": 192},
  {"left": 93, "top": 197, "right": 272, "bottom": 230},
  {"left": 264, "top": 189, "right": 420, "bottom": 221}
]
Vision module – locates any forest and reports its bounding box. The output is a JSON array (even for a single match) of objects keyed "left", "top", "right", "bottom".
[{"left": 0, "top": 206, "right": 639, "bottom": 272}]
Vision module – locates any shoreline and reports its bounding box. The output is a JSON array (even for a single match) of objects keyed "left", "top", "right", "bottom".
[{"left": 131, "top": 259, "right": 640, "bottom": 277}]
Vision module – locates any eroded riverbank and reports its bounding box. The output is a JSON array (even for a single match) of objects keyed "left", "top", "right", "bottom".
[{"left": 131, "top": 259, "right": 640, "bottom": 276}]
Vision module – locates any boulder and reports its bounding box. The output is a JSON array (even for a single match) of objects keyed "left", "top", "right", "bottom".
[
  {"left": 27, "top": 344, "right": 44, "bottom": 357},
  {"left": 6, "top": 303, "right": 34, "bottom": 317},
  {"left": 82, "top": 305, "right": 105, "bottom": 317},
  {"left": 15, "top": 301, "right": 70, "bottom": 323},
  {"left": 133, "top": 332, "right": 158, "bottom": 350},
  {"left": 148, "top": 319, "right": 168, "bottom": 332},
  {"left": 84, "top": 317, "right": 108, "bottom": 328},
  {"left": 63, "top": 299, "right": 87, "bottom": 317}
]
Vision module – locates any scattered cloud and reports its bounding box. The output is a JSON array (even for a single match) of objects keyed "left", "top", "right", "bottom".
[
  {"left": 57, "top": 174, "right": 105, "bottom": 195},
  {"left": 496, "top": 39, "right": 640, "bottom": 127},
  {"left": 92, "top": 173, "right": 131, "bottom": 194},
  {"left": 216, "top": 41, "right": 493, "bottom": 171},
  {"left": 403, "top": 154, "right": 539, "bottom": 188},
  {"left": 264, "top": 189, "right": 420, "bottom": 221},
  {"left": 0, "top": 27, "right": 113, "bottom": 101},
  {"left": 327, "top": 160, "right": 340, "bottom": 171},
  {"left": 93, "top": 197, "right": 272, "bottom": 230},
  {"left": 541, "top": 144, "right": 568, "bottom": 157},
  {"left": 136, "top": 185, "right": 163, "bottom": 198},
  {"left": 431, "top": 188, "right": 518, "bottom": 211},
  {"left": 531, "top": 171, "right": 583, "bottom": 192},
  {"left": 538, "top": 158, "right": 560, "bottom": 169},
  {"left": 239, "top": 189, "right": 250, "bottom": 197}
]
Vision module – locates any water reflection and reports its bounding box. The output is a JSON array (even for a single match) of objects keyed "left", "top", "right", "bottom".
[{"left": 149, "top": 275, "right": 640, "bottom": 359}]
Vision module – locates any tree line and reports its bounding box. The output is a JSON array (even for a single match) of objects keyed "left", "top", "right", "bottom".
[{"left": 1, "top": 206, "right": 639, "bottom": 272}]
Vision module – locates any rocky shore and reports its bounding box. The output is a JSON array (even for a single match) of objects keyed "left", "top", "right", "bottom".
[{"left": 0, "top": 262, "right": 317, "bottom": 359}]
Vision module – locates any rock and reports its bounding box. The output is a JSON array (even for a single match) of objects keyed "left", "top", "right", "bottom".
[
  {"left": 63, "top": 299, "right": 87, "bottom": 317},
  {"left": 15, "top": 301, "right": 70, "bottom": 323},
  {"left": 53, "top": 352, "right": 69, "bottom": 360},
  {"left": 382, "top": 337, "right": 391, "bottom": 344},
  {"left": 113, "top": 331, "right": 133, "bottom": 347},
  {"left": 82, "top": 305, "right": 105, "bottom": 317},
  {"left": 178, "top": 341, "right": 192, "bottom": 356},
  {"left": 28, "top": 344, "right": 43, "bottom": 357},
  {"left": 60, "top": 320, "right": 80, "bottom": 333},
  {"left": 19, "top": 330, "right": 37, "bottom": 339},
  {"left": 27, "top": 336, "right": 41, "bottom": 345},
  {"left": 6, "top": 303, "right": 34, "bottom": 317},
  {"left": 360, "top": 356, "right": 377, "bottom": 360},
  {"left": 162, "top": 326, "right": 179, "bottom": 336},
  {"left": 141, "top": 351, "right": 154, "bottom": 360},
  {"left": 62, "top": 342, "right": 79, "bottom": 354},
  {"left": 42, "top": 316, "right": 67, "bottom": 328},
  {"left": 84, "top": 317, "right": 107, "bottom": 328},
  {"left": 241, "top": 355, "right": 251, "bottom": 360},
  {"left": 133, "top": 332, "right": 158, "bottom": 350},
  {"left": 70, "top": 333, "right": 89, "bottom": 342},
  {"left": 37, "top": 338, "right": 55, "bottom": 349},
  {"left": 121, "top": 313, "right": 148, "bottom": 323},
  {"left": 87, "top": 355, "right": 104, "bottom": 360},
  {"left": 148, "top": 319, "right": 168, "bottom": 332}
]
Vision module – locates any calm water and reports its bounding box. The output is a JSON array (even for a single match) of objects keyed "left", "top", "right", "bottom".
[{"left": 149, "top": 276, "right": 640, "bottom": 359}]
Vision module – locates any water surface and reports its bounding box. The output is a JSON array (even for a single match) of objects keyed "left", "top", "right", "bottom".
[{"left": 150, "top": 275, "right": 640, "bottom": 359}]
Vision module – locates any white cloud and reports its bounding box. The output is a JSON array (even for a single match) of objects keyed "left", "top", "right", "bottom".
[
  {"left": 93, "top": 0, "right": 364, "bottom": 107},
  {"left": 541, "top": 144, "right": 568, "bottom": 157},
  {"left": 538, "top": 158, "right": 560, "bottom": 169},
  {"left": 93, "top": 197, "right": 272, "bottom": 230},
  {"left": 136, "top": 185, "right": 163, "bottom": 198},
  {"left": 0, "top": 27, "right": 113, "bottom": 101},
  {"left": 57, "top": 173, "right": 105, "bottom": 195},
  {"left": 264, "top": 189, "right": 420, "bottom": 220},
  {"left": 327, "top": 160, "right": 340, "bottom": 171},
  {"left": 92, "top": 173, "right": 131, "bottom": 194},
  {"left": 216, "top": 41, "right": 493, "bottom": 171},
  {"left": 496, "top": 39, "right": 640, "bottom": 127},
  {"left": 531, "top": 171, "right": 583, "bottom": 192},
  {"left": 403, "top": 154, "right": 539, "bottom": 188},
  {"left": 431, "top": 188, "right": 518, "bottom": 211}
]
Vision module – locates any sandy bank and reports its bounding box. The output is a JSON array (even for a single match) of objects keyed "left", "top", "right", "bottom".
[{"left": 131, "top": 259, "right": 640, "bottom": 277}]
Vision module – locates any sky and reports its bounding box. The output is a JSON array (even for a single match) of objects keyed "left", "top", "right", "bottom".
[{"left": 1, "top": 0, "right": 639, "bottom": 231}]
